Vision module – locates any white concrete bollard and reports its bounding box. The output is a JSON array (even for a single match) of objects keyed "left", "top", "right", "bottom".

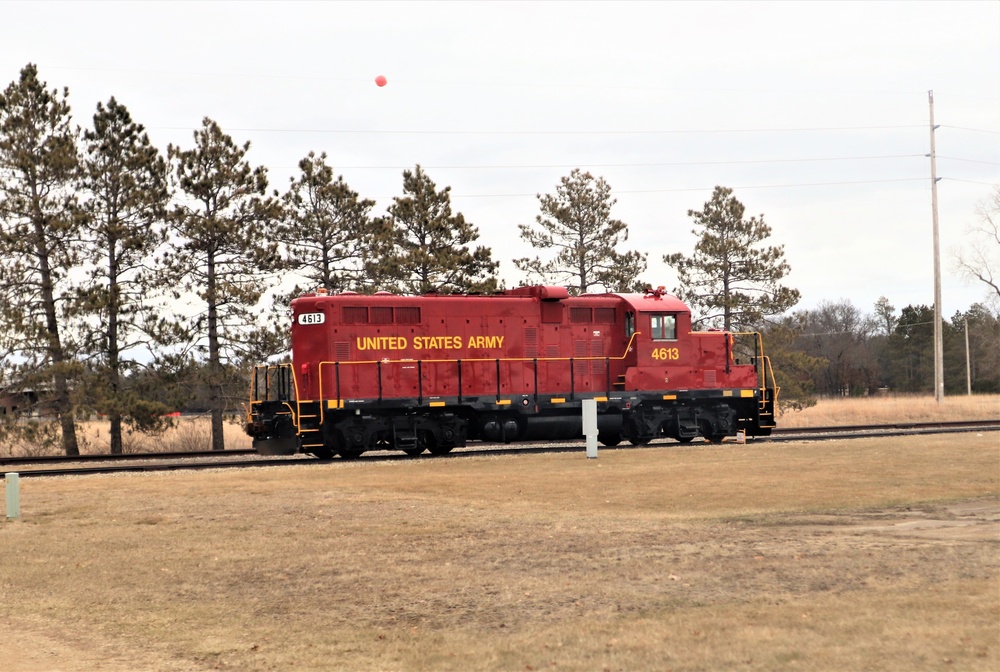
[
  {"left": 582, "top": 398, "right": 598, "bottom": 459},
  {"left": 5, "top": 472, "right": 20, "bottom": 519}
]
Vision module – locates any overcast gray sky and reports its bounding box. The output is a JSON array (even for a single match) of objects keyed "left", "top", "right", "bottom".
[{"left": 3, "top": 0, "right": 998, "bottom": 318}]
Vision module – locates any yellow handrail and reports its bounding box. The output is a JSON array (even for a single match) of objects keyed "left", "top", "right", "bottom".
[{"left": 313, "top": 332, "right": 643, "bottom": 426}]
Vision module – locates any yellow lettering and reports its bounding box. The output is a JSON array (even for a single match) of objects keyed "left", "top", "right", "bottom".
[
  {"left": 359, "top": 334, "right": 516, "bottom": 351},
  {"left": 651, "top": 347, "right": 680, "bottom": 361},
  {"left": 464, "top": 335, "right": 506, "bottom": 350},
  {"left": 355, "top": 336, "right": 408, "bottom": 351}
]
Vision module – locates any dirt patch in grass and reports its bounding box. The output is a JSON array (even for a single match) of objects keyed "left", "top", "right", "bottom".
[{"left": 1, "top": 433, "right": 998, "bottom": 671}]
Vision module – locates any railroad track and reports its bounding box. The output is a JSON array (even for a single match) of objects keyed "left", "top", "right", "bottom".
[
  {"left": 772, "top": 419, "right": 1000, "bottom": 436},
  {"left": 2, "top": 420, "right": 997, "bottom": 479}
]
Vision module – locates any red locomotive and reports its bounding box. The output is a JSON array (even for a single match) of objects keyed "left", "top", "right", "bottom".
[{"left": 245, "top": 285, "right": 778, "bottom": 458}]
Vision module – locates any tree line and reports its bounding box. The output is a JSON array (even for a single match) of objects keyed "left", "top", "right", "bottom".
[{"left": 1, "top": 64, "right": 996, "bottom": 456}]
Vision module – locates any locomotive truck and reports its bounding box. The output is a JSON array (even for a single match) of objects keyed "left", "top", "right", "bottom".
[{"left": 245, "top": 285, "right": 778, "bottom": 458}]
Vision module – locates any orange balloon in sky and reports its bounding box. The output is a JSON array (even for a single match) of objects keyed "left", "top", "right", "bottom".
[{"left": 375, "top": 75, "right": 387, "bottom": 87}]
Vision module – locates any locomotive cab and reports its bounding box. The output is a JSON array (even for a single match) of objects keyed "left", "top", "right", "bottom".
[{"left": 611, "top": 287, "right": 776, "bottom": 444}]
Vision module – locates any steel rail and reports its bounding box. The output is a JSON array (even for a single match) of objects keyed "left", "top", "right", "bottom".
[
  {"left": 1, "top": 457, "right": 310, "bottom": 479},
  {"left": 771, "top": 419, "right": 1000, "bottom": 435},
  {"left": 2, "top": 420, "right": 996, "bottom": 479},
  {"left": 0, "top": 449, "right": 255, "bottom": 468}
]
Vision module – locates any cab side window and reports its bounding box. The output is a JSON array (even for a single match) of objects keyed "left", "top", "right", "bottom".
[{"left": 650, "top": 314, "right": 676, "bottom": 340}]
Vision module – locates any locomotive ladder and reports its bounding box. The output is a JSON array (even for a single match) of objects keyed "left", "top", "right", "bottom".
[
  {"left": 756, "top": 353, "right": 779, "bottom": 429},
  {"left": 249, "top": 364, "right": 326, "bottom": 449}
]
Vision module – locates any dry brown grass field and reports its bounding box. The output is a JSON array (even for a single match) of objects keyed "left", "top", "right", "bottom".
[
  {"left": 777, "top": 394, "right": 1000, "bottom": 428},
  {"left": 1, "top": 431, "right": 998, "bottom": 671}
]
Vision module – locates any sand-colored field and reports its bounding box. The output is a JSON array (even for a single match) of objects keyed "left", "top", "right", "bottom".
[
  {"left": 777, "top": 393, "right": 1000, "bottom": 428},
  {"left": 1, "top": 432, "right": 998, "bottom": 671}
]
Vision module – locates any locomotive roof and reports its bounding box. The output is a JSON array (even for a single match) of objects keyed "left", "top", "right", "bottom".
[
  {"left": 292, "top": 286, "right": 689, "bottom": 313},
  {"left": 611, "top": 292, "right": 689, "bottom": 313}
]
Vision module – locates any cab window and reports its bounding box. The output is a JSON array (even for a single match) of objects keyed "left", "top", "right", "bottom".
[{"left": 650, "top": 314, "right": 676, "bottom": 340}]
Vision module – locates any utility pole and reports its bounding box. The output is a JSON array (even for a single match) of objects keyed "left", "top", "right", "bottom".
[
  {"left": 965, "top": 318, "right": 971, "bottom": 396},
  {"left": 928, "top": 90, "right": 944, "bottom": 402}
]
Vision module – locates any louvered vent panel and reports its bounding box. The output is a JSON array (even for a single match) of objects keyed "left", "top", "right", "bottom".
[
  {"left": 371, "top": 307, "right": 393, "bottom": 324},
  {"left": 591, "top": 340, "right": 605, "bottom": 375},
  {"left": 396, "top": 307, "right": 421, "bottom": 324},
  {"left": 524, "top": 328, "right": 538, "bottom": 357},
  {"left": 342, "top": 307, "right": 368, "bottom": 324},
  {"left": 594, "top": 307, "right": 615, "bottom": 323},
  {"left": 574, "top": 340, "right": 588, "bottom": 377}
]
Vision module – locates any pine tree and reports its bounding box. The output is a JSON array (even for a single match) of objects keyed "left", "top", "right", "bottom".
[
  {"left": 759, "top": 317, "right": 825, "bottom": 411},
  {"left": 514, "top": 169, "right": 647, "bottom": 294},
  {"left": 166, "top": 118, "right": 281, "bottom": 451},
  {"left": 0, "top": 64, "right": 82, "bottom": 455},
  {"left": 78, "top": 97, "right": 173, "bottom": 454},
  {"left": 380, "top": 165, "right": 498, "bottom": 294},
  {"left": 278, "top": 151, "right": 377, "bottom": 292},
  {"left": 665, "top": 186, "right": 799, "bottom": 331}
]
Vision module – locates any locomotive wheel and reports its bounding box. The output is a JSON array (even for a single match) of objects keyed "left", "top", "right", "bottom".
[
  {"left": 428, "top": 445, "right": 454, "bottom": 455},
  {"left": 405, "top": 430, "right": 435, "bottom": 457},
  {"left": 598, "top": 432, "right": 622, "bottom": 447},
  {"left": 676, "top": 436, "right": 694, "bottom": 444},
  {"left": 624, "top": 419, "right": 651, "bottom": 446},
  {"left": 311, "top": 426, "right": 340, "bottom": 459},
  {"left": 698, "top": 420, "right": 727, "bottom": 445},
  {"left": 339, "top": 448, "right": 364, "bottom": 460}
]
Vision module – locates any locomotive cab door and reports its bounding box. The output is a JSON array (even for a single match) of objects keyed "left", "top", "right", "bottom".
[
  {"left": 613, "top": 311, "right": 639, "bottom": 391},
  {"left": 622, "top": 311, "right": 683, "bottom": 391}
]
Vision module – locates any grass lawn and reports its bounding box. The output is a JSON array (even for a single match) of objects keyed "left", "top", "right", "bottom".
[{"left": 1, "top": 431, "right": 998, "bottom": 671}]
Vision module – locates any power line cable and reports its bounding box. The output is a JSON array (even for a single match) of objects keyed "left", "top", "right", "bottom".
[
  {"left": 944, "top": 177, "right": 1000, "bottom": 186},
  {"left": 330, "top": 154, "right": 928, "bottom": 171},
  {"left": 939, "top": 125, "right": 1000, "bottom": 135},
  {"left": 439, "top": 177, "right": 929, "bottom": 199},
  {"left": 151, "top": 124, "right": 928, "bottom": 136},
  {"left": 937, "top": 156, "right": 1000, "bottom": 166}
]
